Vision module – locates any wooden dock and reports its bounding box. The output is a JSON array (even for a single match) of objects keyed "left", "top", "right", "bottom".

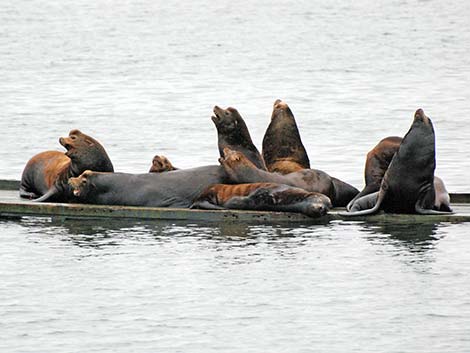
[{"left": 1, "top": 180, "right": 469, "bottom": 224}]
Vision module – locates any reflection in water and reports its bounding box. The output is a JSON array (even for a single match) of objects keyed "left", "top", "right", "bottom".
[
  {"left": 359, "top": 220, "right": 445, "bottom": 265},
  {"left": 7, "top": 216, "right": 333, "bottom": 264}
]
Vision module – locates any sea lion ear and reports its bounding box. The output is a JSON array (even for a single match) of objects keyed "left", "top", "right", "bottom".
[
  {"left": 218, "top": 157, "right": 225, "bottom": 165},
  {"left": 84, "top": 138, "right": 95, "bottom": 146}
]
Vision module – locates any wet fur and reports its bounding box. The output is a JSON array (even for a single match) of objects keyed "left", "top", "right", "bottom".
[
  {"left": 68, "top": 165, "right": 228, "bottom": 208},
  {"left": 212, "top": 106, "right": 267, "bottom": 170},
  {"left": 219, "top": 147, "right": 358, "bottom": 207},
  {"left": 262, "top": 99, "right": 310, "bottom": 173},
  {"left": 342, "top": 109, "right": 452, "bottom": 216},
  {"left": 19, "top": 130, "right": 114, "bottom": 202},
  {"left": 192, "top": 182, "right": 332, "bottom": 217},
  {"left": 149, "top": 155, "right": 178, "bottom": 173}
]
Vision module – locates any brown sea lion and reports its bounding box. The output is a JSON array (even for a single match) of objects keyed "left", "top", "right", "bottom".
[
  {"left": 341, "top": 109, "right": 453, "bottom": 216},
  {"left": 149, "top": 155, "right": 178, "bottom": 173},
  {"left": 68, "top": 165, "right": 228, "bottom": 208},
  {"left": 212, "top": 105, "right": 267, "bottom": 170},
  {"left": 191, "top": 182, "right": 332, "bottom": 217},
  {"left": 346, "top": 136, "right": 403, "bottom": 210},
  {"left": 262, "top": 99, "right": 310, "bottom": 174},
  {"left": 218, "top": 147, "right": 358, "bottom": 207},
  {"left": 347, "top": 135, "right": 452, "bottom": 212},
  {"left": 19, "top": 129, "right": 114, "bottom": 202}
]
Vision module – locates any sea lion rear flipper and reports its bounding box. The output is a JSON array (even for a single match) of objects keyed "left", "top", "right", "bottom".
[
  {"left": 33, "top": 187, "right": 58, "bottom": 202},
  {"left": 19, "top": 187, "right": 40, "bottom": 200},
  {"left": 339, "top": 190, "right": 384, "bottom": 217},
  {"left": 190, "top": 201, "right": 226, "bottom": 210},
  {"left": 346, "top": 183, "right": 380, "bottom": 211}
]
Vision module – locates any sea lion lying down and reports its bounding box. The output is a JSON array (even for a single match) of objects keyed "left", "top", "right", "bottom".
[
  {"left": 218, "top": 147, "right": 358, "bottom": 207},
  {"left": 68, "top": 165, "right": 228, "bottom": 208},
  {"left": 191, "top": 182, "right": 332, "bottom": 218}
]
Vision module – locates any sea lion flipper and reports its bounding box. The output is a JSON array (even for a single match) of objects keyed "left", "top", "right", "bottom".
[
  {"left": 32, "top": 187, "right": 58, "bottom": 202},
  {"left": 339, "top": 190, "right": 384, "bottom": 217},
  {"left": 190, "top": 201, "right": 227, "bottom": 210},
  {"left": 346, "top": 183, "right": 379, "bottom": 211},
  {"left": 19, "top": 187, "right": 40, "bottom": 200},
  {"left": 415, "top": 201, "right": 454, "bottom": 215}
]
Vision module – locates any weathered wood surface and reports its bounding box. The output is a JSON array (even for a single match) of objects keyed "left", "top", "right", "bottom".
[{"left": 1, "top": 189, "right": 469, "bottom": 224}]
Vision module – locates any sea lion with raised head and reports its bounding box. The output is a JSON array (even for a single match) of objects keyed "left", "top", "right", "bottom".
[
  {"left": 191, "top": 182, "right": 332, "bottom": 218},
  {"left": 212, "top": 105, "right": 267, "bottom": 170},
  {"left": 149, "top": 155, "right": 178, "bottom": 173},
  {"left": 218, "top": 147, "right": 358, "bottom": 207},
  {"left": 341, "top": 109, "right": 453, "bottom": 216},
  {"left": 262, "top": 99, "right": 310, "bottom": 174},
  {"left": 19, "top": 129, "right": 114, "bottom": 202},
  {"left": 347, "top": 135, "right": 451, "bottom": 212},
  {"left": 68, "top": 165, "right": 228, "bottom": 208}
]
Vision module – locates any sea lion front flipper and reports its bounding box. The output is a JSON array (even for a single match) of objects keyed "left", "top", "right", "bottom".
[{"left": 415, "top": 199, "right": 454, "bottom": 215}]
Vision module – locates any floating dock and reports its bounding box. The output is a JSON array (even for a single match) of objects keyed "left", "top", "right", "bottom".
[{"left": 1, "top": 180, "right": 469, "bottom": 224}]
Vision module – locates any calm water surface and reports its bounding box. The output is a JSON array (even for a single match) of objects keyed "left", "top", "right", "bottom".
[{"left": 1, "top": 0, "right": 470, "bottom": 351}]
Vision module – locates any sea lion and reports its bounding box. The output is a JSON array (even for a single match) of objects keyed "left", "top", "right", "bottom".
[
  {"left": 346, "top": 136, "right": 403, "bottom": 210},
  {"left": 68, "top": 165, "right": 228, "bottom": 208},
  {"left": 212, "top": 105, "right": 267, "bottom": 170},
  {"left": 149, "top": 155, "right": 178, "bottom": 173},
  {"left": 218, "top": 147, "right": 358, "bottom": 207},
  {"left": 262, "top": 99, "right": 310, "bottom": 174},
  {"left": 347, "top": 135, "right": 452, "bottom": 212},
  {"left": 341, "top": 109, "right": 453, "bottom": 216},
  {"left": 191, "top": 182, "right": 332, "bottom": 218},
  {"left": 19, "top": 129, "right": 114, "bottom": 202}
]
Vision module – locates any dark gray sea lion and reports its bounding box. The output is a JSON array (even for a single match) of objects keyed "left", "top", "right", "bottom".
[
  {"left": 347, "top": 135, "right": 452, "bottom": 212},
  {"left": 342, "top": 109, "right": 453, "bottom": 216},
  {"left": 218, "top": 147, "right": 358, "bottom": 207},
  {"left": 19, "top": 129, "right": 114, "bottom": 202},
  {"left": 68, "top": 165, "right": 228, "bottom": 208},
  {"left": 191, "top": 182, "right": 332, "bottom": 218},
  {"left": 262, "top": 99, "right": 310, "bottom": 174},
  {"left": 149, "top": 155, "right": 178, "bottom": 173},
  {"left": 212, "top": 105, "right": 267, "bottom": 170}
]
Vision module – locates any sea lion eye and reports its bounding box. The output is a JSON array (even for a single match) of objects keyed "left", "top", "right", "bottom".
[
  {"left": 225, "top": 111, "right": 229, "bottom": 116},
  {"left": 71, "top": 135, "right": 77, "bottom": 140}
]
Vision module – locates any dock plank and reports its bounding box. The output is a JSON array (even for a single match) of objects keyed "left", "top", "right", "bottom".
[{"left": 1, "top": 190, "right": 470, "bottom": 224}]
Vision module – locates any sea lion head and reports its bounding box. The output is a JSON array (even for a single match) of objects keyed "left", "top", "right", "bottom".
[
  {"left": 212, "top": 106, "right": 241, "bottom": 133},
  {"left": 219, "top": 147, "right": 257, "bottom": 170},
  {"left": 149, "top": 155, "right": 176, "bottom": 173},
  {"left": 59, "top": 129, "right": 114, "bottom": 175},
  {"left": 211, "top": 105, "right": 254, "bottom": 146},
  {"left": 271, "top": 99, "right": 295, "bottom": 121},
  {"left": 413, "top": 108, "right": 430, "bottom": 124},
  {"left": 303, "top": 193, "right": 332, "bottom": 217},
  {"left": 68, "top": 170, "right": 94, "bottom": 198}
]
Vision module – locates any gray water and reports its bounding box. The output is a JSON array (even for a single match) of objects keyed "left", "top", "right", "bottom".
[{"left": 1, "top": 0, "right": 470, "bottom": 352}]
